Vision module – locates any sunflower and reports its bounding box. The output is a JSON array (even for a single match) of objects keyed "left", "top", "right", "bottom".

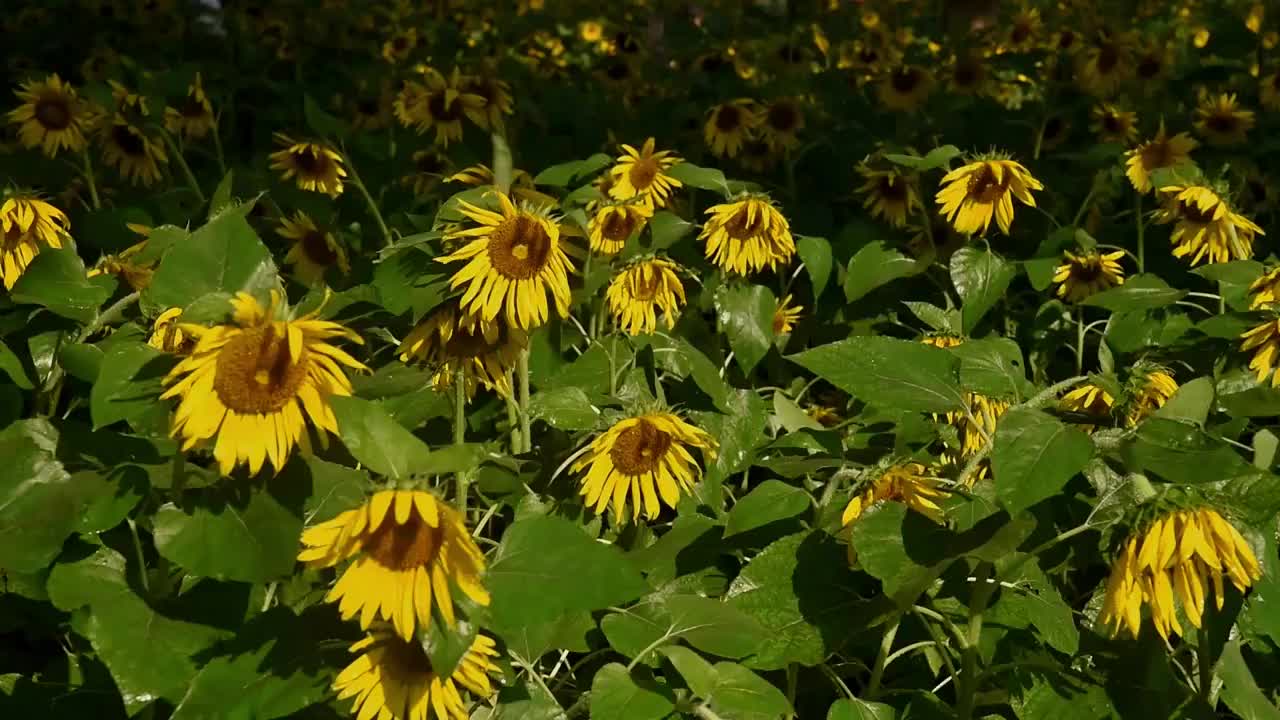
[
  {"left": 87, "top": 239, "right": 154, "bottom": 291},
  {"left": 605, "top": 258, "right": 687, "bottom": 336},
  {"left": 99, "top": 118, "right": 168, "bottom": 186},
  {"left": 588, "top": 202, "right": 652, "bottom": 255},
  {"left": 841, "top": 462, "right": 948, "bottom": 528},
  {"left": 759, "top": 98, "right": 804, "bottom": 152},
  {"left": 1154, "top": 184, "right": 1263, "bottom": 266},
  {"left": 857, "top": 163, "right": 922, "bottom": 228},
  {"left": 160, "top": 291, "right": 367, "bottom": 476},
  {"left": 608, "top": 137, "right": 684, "bottom": 210},
  {"left": 1090, "top": 104, "right": 1138, "bottom": 144},
  {"left": 1006, "top": 6, "right": 1041, "bottom": 51},
  {"left": 163, "top": 72, "right": 215, "bottom": 140},
  {"left": 334, "top": 627, "right": 499, "bottom": 720},
  {"left": 1193, "top": 93, "right": 1255, "bottom": 146},
  {"left": 299, "top": 489, "right": 489, "bottom": 640},
  {"left": 278, "top": 212, "right": 350, "bottom": 286},
  {"left": 946, "top": 53, "right": 990, "bottom": 96},
  {"left": 108, "top": 80, "right": 149, "bottom": 118},
  {"left": 415, "top": 68, "right": 486, "bottom": 147},
  {"left": 1122, "top": 367, "right": 1178, "bottom": 426},
  {"left": 445, "top": 164, "right": 555, "bottom": 208},
  {"left": 269, "top": 134, "right": 346, "bottom": 197},
  {"left": 438, "top": 191, "right": 573, "bottom": 330},
  {"left": 572, "top": 411, "right": 717, "bottom": 521},
  {"left": 1053, "top": 250, "right": 1125, "bottom": 302},
  {"left": 702, "top": 100, "right": 759, "bottom": 160},
  {"left": 1100, "top": 507, "right": 1260, "bottom": 640},
  {"left": 148, "top": 307, "right": 195, "bottom": 354},
  {"left": 349, "top": 81, "right": 393, "bottom": 131},
  {"left": 1248, "top": 267, "right": 1280, "bottom": 309},
  {"left": 7, "top": 73, "right": 93, "bottom": 156},
  {"left": 399, "top": 303, "right": 524, "bottom": 398},
  {"left": 0, "top": 193, "right": 67, "bottom": 289},
  {"left": 935, "top": 156, "right": 1043, "bottom": 236},
  {"left": 773, "top": 294, "right": 803, "bottom": 335},
  {"left": 1076, "top": 33, "right": 1131, "bottom": 96},
  {"left": 699, "top": 195, "right": 795, "bottom": 276},
  {"left": 1261, "top": 72, "right": 1280, "bottom": 111},
  {"left": 1133, "top": 40, "right": 1170, "bottom": 86},
  {"left": 1124, "top": 123, "right": 1198, "bottom": 194},
  {"left": 738, "top": 138, "right": 781, "bottom": 174},
  {"left": 877, "top": 65, "right": 933, "bottom": 112},
  {"left": 381, "top": 27, "right": 419, "bottom": 64},
  {"left": 1240, "top": 317, "right": 1280, "bottom": 386},
  {"left": 404, "top": 149, "right": 450, "bottom": 197},
  {"left": 459, "top": 71, "right": 515, "bottom": 132},
  {"left": 807, "top": 405, "right": 841, "bottom": 427},
  {"left": 1059, "top": 381, "right": 1116, "bottom": 430},
  {"left": 950, "top": 393, "right": 1009, "bottom": 457}
]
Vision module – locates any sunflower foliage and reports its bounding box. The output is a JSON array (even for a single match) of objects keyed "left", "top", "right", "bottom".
[{"left": 5, "top": 1, "right": 1280, "bottom": 719}]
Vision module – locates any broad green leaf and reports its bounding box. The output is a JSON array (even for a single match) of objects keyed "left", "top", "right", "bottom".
[
  {"left": 602, "top": 603, "right": 671, "bottom": 667},
  {"left": 0, "top": 340, "right": 33, "bottom": 389},
  {"left": 667, "top": 161, "right": 728, "bottom": 191},
  {"left": 493, "top": 682, "right": 566, "bottom": 720},
  {"left": 1220, "top": 384, "right": 1280, "bottom": 417},
  {"left": 796, "top": 235, "right": 832, "bottom": 298},
  {"left": 884, "top": 145, "right": 960, "bottom": 170},
  {"left": 648, "top": 211, "right": 694, "bottom": 250},
  {"left": 986, "top": 559, "right": 1079, "bottom": 655},
  {"left": 589, "top": 663, "right": 676, "bottom": 720},
  {"left": 1010, "top": 671, "right": 1115, "bottom": 720},
  {"left": 850, "top": 503, "right": 956, "bottom": 603},
  {"left": 296, "top": 456, "right": 370, "bottom": 524},
  {"left": 10, "top": 247, "right": 113, "bottom": 322},
  {"left": 724, "top": 480, "right": 810, "bottom": 537},
  {"left": 705, "top": 662, "right": 791, "bottom": 719},
  {"left": 208, "top": 170, "right": 234, "bottom": 219},
  {"left": 828, "top": 699, "right": 897, "bottom": 720},
  {"left": 90, "top": 341, "right": 174, "bottom": 430},
  {"left": 0, "top": 419, "right": 81, "bottom": 572},
  {"left": 660, "top": 646, "right": 718, "bottom": 698},
  {"left": 693, "top": 389, "right": 768, "bottom": 502},
  {"left": 75, "top": 466, "right": 148, "bottom": 533},
  {"left": 844, "top": 241, "right": 922, "bottom": 301},
  {"left": 329, "top": 395, "right": 434, "bottom": 479},
  {"left": 950, "top": 246, "right": 1016, "bottom": 333},
  {"left": 715, "top": 283, "right": 776, "bottom": 373},
  {"left": 303, "top": 94, "right": 346, "bottom": 138},
  {"left": 1217, "top": 640, "right": 1280, "bottom": 720},
  {"left": 664, "top": 594, "right": 770, "bottom": 659},
  {"left": 772, "top": 392, "right": 822, "bottom": 432},
  {"left": 59, "top": 341, "right": 104, "bottom": 383},
  {"left": 1120, "top": 418, "right": 1250, "bottom": 484},
  {"left": 533, "top": 153, "right": 612, "bottom": 186},
  {"left": 142, "top": 210, "right": 278, "bottom": 315},
  {"left": 991, "top": 408, "right": 1093, "bottom": 514},
  {"left": 790, "top": 337, "right": 964, "bottom": 413},
  {"left": 950, "top": 337, "right": 1030, "bottom": 401},
  {"left": 372, "top": 246, "right": 449, "bottom": 319},
  {"left": 1152, "top": 376, "right": 1214, "bottom": 425},
  {"left": 424, "top": 616, "right": 479, "bottom": 680},
  {"left": 903, "top": 301, "right": 956, "bottom": 333},
  {"left": 1082, "top": 274, "right": 1185, "bottom": 312},
  {"left": 504, "top": 610, "right": 595, "bottom": 662},
  {"left": 529, "top": 386, "right": 600, "bottom": 431}
]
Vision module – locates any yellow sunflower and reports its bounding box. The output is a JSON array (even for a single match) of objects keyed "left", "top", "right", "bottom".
[
  {"left": 403, "top": 149, "right": 450, "bottom": 197},
  {"left": 1090, "top": 104, "right": 1138, "bottom": 144},
  {"left": 1261, "top": 72, "right": 1280, "bottom": 111},
  {"left": 877, "top": 65, "right": 934, "bottom": 112},
  {"left": 1124, "top": 123, "right": 1198, "bottom": 194},
  {"left": 160, "top": 291, "right": 367, "bottom": 476},
  {"left": 268, "top": 133, "right": 347, "bottom": 197},
  {"left": 278, "top": 212, "right": 350, "bottom": 286},
  {"left": 842, "top": 462, "right": 947, "bottom": 528},
  {"left": 605, "top": 258, "right": 687, "bottom": 336},
  {"left": 148, "top": 307, "right": 195, "bottom": 355},
  {"left": 334, "top": 627, "right": 499, "bottom": 720},
  {"left": 163, "top": 72, "right": 215, "bottom": 140},
  {"left": 1133, "top": 40, "right": 1170, "bottom": 86},
  {"left": 1194, "top": 93, "right": 1255, "bottom": 146},
  {"left": 381, "top": 27, "right": 419, "bottom": 64},
  {"left": 573, "top": 411, "right": 717, "bottom": 521},
  {"left": 399, "top": 303, "right": 525, "bottom": 398},
  {"left": 1154, "top": 184, "right": 1263, "bottom": 266},
  {"left": 1100, "top": 507, "right": 1261, "bottom": 640},
  {"left": 100, "top": 118, "right": 168, "bottom": 186},
  {"left": 935, "top": 157, "right": 1043, "bottom": 236},
  {"left": 408, "top": 67, "right": 486, "bottom": 147},
  {"left": 1122, "top": 367, "right": 1178, "bottom": 426},
  {"left": 1005, "top": 6, "right": 1041, "bottom": 51},
  {"left": 0, "top": 193, "right": 67, "bottom": 289},
  {"left": 445, "top": 164, "right": 555, "bottom": 208},
  {"left": 438, "top": 191, "right": 573, "bottom": 330},
  {"left": 349, "top": 81, "right": 393, "bottom": 131},
  {"left": 7, "top": 73, "right": 93, "bottom": 156},
  {"left": 588, "top": 202, "right": 652, "bottom": 255},
  {"left": 1076, "top": 33, "right": 1131, "bottom": 96},
  {"left": 759, "top": 98, "right": 804, "bottom": 152},
  {"left": 608, "top": 137, "right": 684, "bottom": 210},
  {"left": 1053, "top": 250, "right": 1126, "bottom": 302},
  {"left": 87, "top": 239, "right": 154, "bottom": 291},
  {"left": 738, "top": 138, "right": 781, "bottom": 174},
  {"left": 1248, "top": 267, "right": 1280, "bottom": 309},
  {"left": 699, "top": 195, "right": 796, "bottom": 276},
  {"left": 857, "top": 162, "right": 922, "bottom": 228},
  {"left": 460, "top": 71, "right": 515, "bottom": 132},
  {"left": 1240, "top": 317, "right": 1280, "bottom": 386},
  {"left": 1059, "top": 382, "right": 1116, "bottom": 431},
  {"left": 773, "top": 294, "right": 803, "bottom": 335},
  {"left": 298, "top": 489, "right": 489, "bottom": 640},
  {"left": 946, "top": 53, "right": 991, "bottom": 96},
  {"left": 951, "top": 393, "right": 1009, "bottom": 457}
]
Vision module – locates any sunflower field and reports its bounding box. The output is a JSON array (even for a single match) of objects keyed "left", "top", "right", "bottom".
[{"left": 6, "top": 0, "right": 1280, "bottom": 718}]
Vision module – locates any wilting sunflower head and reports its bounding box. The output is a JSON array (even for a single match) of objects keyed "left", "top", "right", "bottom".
[
  {"left": 608, "top": 137, "right": 684, "bottom": 210},
  {"left": 414, "top": 67, "right": 487, "bottom": 147},
  {"left": 588, "top": 201, "right": 652, "bottom": 255},
  {"left": 399, "top": 303, "right": 525, "bottom": 398},
  {"left": 1100, "top": 505, "right": 1261, "bottom": 640},
  {"left": 1124, "top": 123, "right": 1198, "bottom": 194},
  {"left": 857, "top": 162, "right": 922, "bottom": 228},
  {"left": 0, "top": 192, "right": 68, "bottom": 289},
  {"left": 842, "top": 461, "right": 948, "bottom": 529},
  {"left": 100, "top": 117, "right": 169, "bottom": 187},
  {"left": 1194, "top": 93, "right": 1255, "bottom": 146},
  {"left": 459, "top": 71, "right": 514, "bottom": 132},
  {"left": 1053, "top": 249, "right": 1126, "bottom": 303},
  {"left": 404, "top": 149, "right": 451, "bottom": 196},
  {"left": 446, "top": 163, "right": 554, "bottom": 208},
  {"left": 160, "top": 290, "right": 368, "bottom": 476},
  {"left": 773, "top": 294, "right": 803, "bottom": 335},
  {"left": 699, "top": 194, "right": 796, "bottom": 276},
  {"left": 877, "top": 64, "right": 934, "bottom": 112},
  {"left": 163, "top": 72, "right": 215, "bottom": 140},
  {"left": 605, "top": 257, "right": 687, "bottom": 336},
  {"left": 299, "top": 489, "right": 489, "bottom": 641},
  {"left": 1240, "top": 315, "right": 1280, "bottom": 387},
  {"left": 1090, "top": 104, "right": 1138, "bottom": 144},
  {"left": 148, "top": 307, "right": 196, "bottom": 355},
  {"left": 935, "top": 155, "right": 1043, "bottom": 236},
  {"left": 7, "top": 73, "right": 94, "bottom": 156},
  {"left": 268, "top": 133, "right": 347, "bottom": 197},
  {"left": 573, "top": 411, "right": 718, "bottom": 521},
  {"left": 334, "top": 627, "right": 500, "bottom": 720},
  {"left": 759, "top": 98, "right": 804, "bottom": 151},
  {"left": 1076, "top": 32, "right": 1132, "bottom": 96},
  {"left": 87, "top": 239, "right": 154, "bottom": 291},
  {"left": 1248, "top": 267, "right": 1280, "bottom": 310},
  {"left": 108, "top": 80, "right": 149, "bottom": 119},
  {"left": 920, "top": 333, "right": 964, "bottom": 349},
  {"left": 278, "top": 211, "right": 350, "bottom": 287},
  {"left": 1154, "top": 184, "right": 1263, "bottom": 266},
  {"left": 438, "top": 191, "right": 573, "bottom": 330},
  {"left": 934, "top": 391, "right": 1009, "bottom": 458},
  {"left": 1058, "top": 380, "right": 1116, "bottom": 431},
  {"left": 1121, "top": 365, "right": 1178, "bottom": 426}
]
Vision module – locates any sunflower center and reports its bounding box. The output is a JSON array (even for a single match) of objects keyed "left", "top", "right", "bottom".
[
  {"left": 877, "top": 176, "right": 908, "bottom": 202},
  {"left": 364, "top": 510, "right": 443, "bottom": 570},
  {"left": 1139, "top": 141, "right": 1174, "bottom": 169},
  {"left": 488, "top": 214, "right": 551, "bottom": 279},
  {"left": 601, "top": 210, "right": 638, "bottom": 242},
  {"left": 111, "top": 125, "right": 147, "bottom": 157},
  {"left": 377, "top": 636, "right": 435, "bottom": 681},
  {"left": 416, "top": 153, "right": 443, "bottom": 173},
  {"left": 1206, "top": 113, "right": 1238, "bottom": 134},
  {"left": 1096, "top": 44, "right": 1119, "bottom": 73},
  {"left": 767, "top": 104, "right": 798, "bottom": 132},
  {"left": 356, "top": 97, "right": 380, "bottom": 116},
  {"left": 966, "top": 166, "right": 1011, "bottom": 203},
  {"left": 628, "top": 157, "right": 659, "bottom": 191},
  {"left": 3, "top": 225, "right": 25, "bottom": 250},
  {"left": 294, "top": 147, "right": 325, "bottom": 175},
  {"left": 1057, "top": 31, "right": 1077, "bottom": 50},
  {"left": 34, "top": 96, "right": 72, "bottom": 130},
  {"left": 715, "top": 106, "right": 742, "bottom": 132},
  {"left": 1102, "top": 114, "right": 1123, "bottom": 133},
  {"left": 445, "top": 324, "right": 500, "bottom": 359},
  {"left": 427, "top": 92, "right": 462, "bottom": 122},
  {"left": 213, "top": 324, "right": 310, "bottom": 414},
  {"left": 891, "top": 68, "right": 920, "bottom": 93},
  {"left": 1070, "top": 258, "right": 1104, "bottom": 282},
  {"left": 629, "top": 270, "right": 664, "bottom": 301},
  {"left": 1137, "top": 55, "right": 1162, "bottom": 79},
  {"left": 1178, "top": 199, "right": 1218, "bottom": 225},
  {"left": 301, "top": 231, "right": 338, "bottom": 266},
  {"left": 609, "top": 419, "right": 672, "bottom": 475},
  {"left": 723, "top": 204, "right": 765, "bottom": 239}
]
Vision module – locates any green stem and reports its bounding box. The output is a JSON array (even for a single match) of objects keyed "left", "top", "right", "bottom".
[
  {"left": 1197, "top": 625, "right": 1214, "bottom": 704},
  {"left": 505, "top": 383, "right": 521, "bottom": 453},
  {"left": 1135, "top": 193, "right": 1145, "bottom": 273},
  {"left": 866, "top": 616, "right": 901, "bottom": 699},
  {"left": 346, "top": 157, "right": 392, "bottom": 247},
  {"left": 693, "top": 705, "right": 727, "bottom": 720},
  {"left": 785, "top": 664, "right": 798, "bottom": 720},
  {"left": 161, "top": 130, "right": 206, "bottom": 203},
  {"left": 1075, "top": 306, "right": 1086, "bottom": 375},
  {"left": 211, "top": 114, "right": 228, "bottom": 176},
  {"left": 492, "top": 131, "right": 513, "bottom": 194},
  {"left": 956, "top": 563, "right": 996, "bottom": 720},
  {"left": 1071, "top": 186, "right": 1096, "bottom": 228},
  {"left": 518, "top": 348, "right": 532, "bottom": 454},
  {"left": 453, "top": 369, "right": 468, "bottom": 514},
  {"left": 126, "top": 518, "right": 150, "bottom": 596},
  {"left": 81, "top": 149, "right": 101, "bottom": 210}
]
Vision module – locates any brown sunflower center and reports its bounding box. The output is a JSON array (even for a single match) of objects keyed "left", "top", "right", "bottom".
[
  {"left": 301, "top": 231, "right": 338, "bottom": 266},
  {"left": 601, "top": 210, "right": 639, "bottom": 242},
  {"left": 609, "top": 419, "right": 672, "bottom": 475},
  {"left": 293, "top": 147, "right": 327, "bottom": 176},
  {"left": 364, "top": 509, "right": 443, "bottom": 570},
  {"left": 1070, "top": 257, "right": 1104, "bottom": 282},
  {"left": 356, "top": 97, "right": 380, "bottom": 117},
  {"left": 212, "top": 324, "right": 310, "bottom": 414},
  {"left": 767, "top": 103, "right": 798, "bottom": 132},
  {"left": 1057, "top": 31, "right": 1077, "bottom": 50},
  {"left": 1011, "top": 22, "right": 1031, "bottom": 44},
  {"left": 111, "top": 125, "right": 147, "bottom": 157},
  {"left": 628, "top": 269, "right": 664, "bottom": 301},
  {"left": 1139, "top": 140, "right": 1174, "bottom": 170},
  {"left": 1205, "top": 112, "right": 1238, "bottom": 134},
  {"left": 487, "top": 213, "right": 552, "bottom": 279},
  {"left": 35, "top": 96, "right": 72, "bottom": 130},
  {"left": 1178, "top": 199, "right": 1219, "bottom": 225},
  {"left": 714, "top": 105, "right": 743, "bottom": 132},
  {"left": 3, "top": 225, "right": 25, "bottom": 251},
  {"left": 1137, "top": 55, "right": 1162, "bottom": 79},
  {"left": 427, "top": 92, "right": 462, "bottom": 122},
  {"left": 890, "top": 67, "right": 921, "bottom": 93},
  {"left": 966, "top": 165, "right": 1011, "bottom": 203},
  {"left": 180, "top": 94, "right": 209, "bottom": 119},
  {"left": 1102, "top": 114, "right": 1123, "bottom": 134},
  {"left": 445, "top": 324, "right": 500, "bottom": 359},
  {"left": 377, "top": 637, "right": 436, "bottom": 682},
  {"left": 771, "top": 309, "right": 790, "bottom": 335},
  {"left": 723, "top": 203, "right": 766, "bottom": 239},
  {"left": 628, "top": 156, "right": 659, "bottom": 191},
  {"left": 877, "top": 175, "right": 908, "bottom": 202}
]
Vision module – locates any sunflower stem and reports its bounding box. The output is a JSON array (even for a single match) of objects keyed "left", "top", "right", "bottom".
[
  {"left": 505, "top": 382, "right": 522, "bottom": 453},
  {"left": 345, "top": 158, "right": 392, "bottom": 248},
  {"left": 693, "top": 705, "right": 727, "bottom": 720},
  {"left": 492, "top": 131, "right": 513, "bottom": 194},
  {"left": 126, "top": 518, "right": 150, "bottom": 596},
  {"left": 1135, "top": 192, "right": 1145, "bottom": 273},
  {"left": 784, "top": 664, "right": 798, "bottom": 719},
  {"left": 453, "top": 369, "right": 469, "bottom": 514},
  {"left": 956, "top": 562, "right": 996, "bottom": 720},
  {"left": 1197, "top": 624, "right": 1215, "bottom": 702},
  {"left": 518, "top": 348, "right": 532, "bottom": 454},
  {"left": 160, "top": 129, "right": 206, "bottom": 204},
  {"left": 866, "top": 615, "right": 901, "bottom": 700},
  {"left": 1075, "top": 306, "right": 1086, "bottom": 375},
  {"left": 81, "top": 149, "right": 101, "bottom": 210}
]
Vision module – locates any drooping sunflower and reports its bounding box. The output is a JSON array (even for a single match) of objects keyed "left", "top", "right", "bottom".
[
  {"left": 877, "top": 65, "right": 934, "bottom": 112},
  {"left": 1240, "top": 317, "right": 1280, "bottom": 386},
  {"left": 841, "top": 462, "right": 947, "bottom": 528},
  {"left": 857, "top": 163, "right": 922, "bottom": 228},
  {"left": 415, "top": 67, "right": 487, "bottom": 147},
  {"left": 608, "top": 137, "right": 684, "bottom": 210},
  {"left": 699, "top": 195, "right": 796, "bottom": 276},
  {"left": 1261, "top": 72, "right": 1280, "bottom": 111},
  {"left": 269, "top": 134, "right": 346, "bottom": 197},
  {"left": 1122, "top": 367, "right": 1178, "bottom": 426},
  {"left": 278, "top": 212, "right": 350, "bottom": 286},
  {"left": 953, "top": 393, "right": 1009, "bottom": 457},
  {"left": 160, "top": 291, "right": 368, "bottom": 476},
  {"left": 572, "top": 411, "right": 717, "bottom": 521},
  {"left": 773, "top": 294, "right": 803, "bottom": 335},
  {"left": 1133, "top": 40, "right": 1170, "bottom": 86},
  {"left": 1059, "top": 381, "right": 1116, "bottom": 431},
  {"left": 1248, "top": 267, "right": 1280, "bottom": 309},
  {"left": 381, "top": 27, "right": 419, "bottom": 64},
  {"left": 299, "top": 489, "right": 489, "bottom": 640},
  {"left": 1076, "top": 32, "right": 1131, "bottom": 96},
  {"left": 702, "top": 100, "right": 759, "bottom": 160},
  {"left": 460, "top": 71, "right": 515, "bottom": 132},
  {"left": 759, "top": 98, "right": 804, "bottom": 151},
  {"left": 163, "top": 72, "right": 215, "bottom": 140},
  {"left": 1100, "top": 507, "right": 1261, "bottom": 640},
  {"left": 935, "top": 156, "right": 1043, "bottom": 236},
  {"left": 438, "top": 191, "right": 573, "bottom": 330},
  {"left": 1194, "top": 93, "right": 1255, "bottom": 146},
  {"left": 0, "top": 193, "right": 68, "bottom": 289},
  {"left": 738, "top": 138, "right": 781, "bottom": 174},
  {"left": 588, "top": 202, "right": 652, "bottom": 256},
  {"left": 1154, "top": 184, "right": 1264, "bottom": 266},
  {"left": 1005, "top": 6, "right": 1041, "bottom": 52},
  {"left": 100, "top": 118, "right": 168, "bottom": 186},
  {"left": 946, "top": 53, "right": 990, "bottom": 96},
  {"left": 445, "top": 164, "right": 556, "bottom": 208},
  {"left": 7, "top": 73, "right": 93, "bottom": 156},
  {"left": 334, "top": 627, "right": 499, "bottom": 720},
  {"left": 148, "top": 307, "right": 195, "bottom": 355},
  {"left": 605, "top": 258, "right": 687, "bottom": 336},
  {"left": 1053, "top": 250, "right": 1126, "bottom": 302},
  {"left": 1090, "top": 104, "right": 1138, "bottom": 144},
  {"left": 403, "top": 149, "right": 451, "bottom": 197},
  {"left": 1124, "top": 123, "right": 1198, "bottom": 194},
  {"left": 87, "top": 238, "right": 154, "bottom": 291},
  {"left": 399, "top": 303, "right": 525, "bottom": 398}
]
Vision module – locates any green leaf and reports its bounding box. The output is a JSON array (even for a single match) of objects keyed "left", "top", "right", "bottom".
[
  {"left": 424, "top": 616, "right": 479, "bottom": 680},
  {"left": 884, "top": 145, "right": 960, "bottom": 170},
  {"left": 991, "top": 408, "right": 1094, "bottom": 515},
  {"left": 827, "top": 699, "right": 897, "bottom": 720},
  {"left": 1217, "top": 640, "right": 1280, "bottom": 720},
  {"left": 529, "top": 387, "right": 601, "bottom": 431},
  {"left": 647, "top": 211, "right": 694, "bottom": 250},
  {"left": 0, "top": 340, "right": 33, "bottom": 389},
  {"left": 1152, "top": 376, "right": 1214, "bottom": 425},
  {"left": 790, "top": 337, "right": 964, "bottom": 413},
  {"left": 844, "top": 241, "right": 922, "bottom": 301},
  {"left": 1082, "top": 274, "right": 1186, "bottom": 312},
  {"left": 297, "top": 456, "right": 370, "bottom": 524},
  {"left": 950, "top": 337, "right": 1029, "bottom": 400},
  {"left": 724, "top": 480, "right": 810, "bottom": 537},
  {"left": 329, "top": 395, "right": 435, "bottom": 480},
  {"left": 90, "top": 341, "right": 174, "bottom": 430},
  {"left": 0, "top": 419, "right": 81, "bottom": 572},
  {"left": 704, "top": 662, "right": 791, "bottom": 719},
  {"left": 303, "top": 94, "right": 346, "bottom": 139},
  {"left": 533, "top": 154, "right": 612, "bottom": 186},
  {"left": 715, "top": 283, "right": 776, "bottom": 373},
  {"left": 76, "top": 466, "right": 148, "bottom": 533},
  {"left": 1010, "top": 671, "right": 1115, "bottom": 720},
  {"left": 602, "top": 603, "right": 671, "bottom": 666},
  {"left": 487, "top": 516, "right": 649, "bottom": 636},
  {"left": 372, "top": 246, "right": 449, "bottom": 319},
  {"left": 667, "top": 161, "right": 728, "bottom": 192},
  {"left": 796, "top": 235, "right": 832, "bottom": 298},
  {"left": 589, "top": 663, "right": 676, "bottom": 720},
  {"left": 664, "top": 594, "right": 769, "bottom": 659},
  {"left": 660, "top": 646, "right": 718, "bottom": 697},
  {"left": 694, "top": 389, "right": 768, "bottom": 499},
  {"left": 950, "top": 246, "right": 1016, "bottom": 333},
  {"left": 772, "top": 393, "right": 822, "bottom": 432},
  {"left": 208, "top": 170, "right": 234, "bottom": 219},
  {"left": 10, "top": 247, "right": 113, "bottom": 323},
  {"left": 903, "top": 301, "right": 956, "bottom": 333},
  {"left": 986, "top": 559, "right": 1080, "bottom": 655},
  {"left": 142, "top": 209, "right": 278, "bottom": 315},
  {"left": 59, "top": 341, "right": 104, "bottom": 383},
  {"left": 1121, "top": 418, "right": 1251, "bottom": 484}
]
